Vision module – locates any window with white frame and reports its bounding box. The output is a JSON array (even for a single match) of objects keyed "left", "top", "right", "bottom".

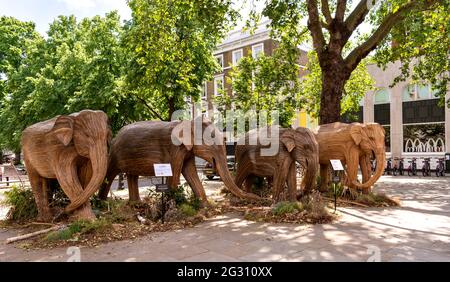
[
  {"left": 201, "top": 82, "right": 207, "bottom": 100},
  {"left": 215, "top": 54, "right": 224, "bottom": 69},
  {"left": 214, "top": 76, "right": 224, "bottom": 96},
  {"left": 232, "top": 49, "right": 243, "bottom": 65},
  {"left": 252, "top": 43, "right": 264, "bottom": 59},
  {"left": 402, "top": 83, "right": 438, "bottom": 101},
  {"left": 374, "top": 88, "right": 390, "bottom": 104}
]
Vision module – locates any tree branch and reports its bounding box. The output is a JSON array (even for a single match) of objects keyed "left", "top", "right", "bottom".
[
  {"left": 344, "top": 0, "right": 439, "bottom": 71},
  {"left": 335, "top": 0, "right": 347, "bottom": 21},
  {"left": 321, "top": 0, "right": 333, "bottom": 24},
  {"left": 307, "top": 0, "right": 326, "bottom": 58},
  {"left": 344, "top": 0, "right": 370, "bottom": 33},
  {"left": 136, "top": 96, "right": 165, "bottom": 121}
]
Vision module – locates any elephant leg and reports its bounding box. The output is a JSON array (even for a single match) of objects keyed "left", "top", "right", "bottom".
[
  {"left": 319, "top": 163, "right": 330, "bottom": 192},
  {"left": 360, "top": 155, "right": 371, "bottom": 184},
  {"left": 287, "top": 162, "right": 297, "bottom": 201},
  {"left": 127, "top": 174, "right": 141, "bottom": 203},
  {"left": 27, "top": 164, "right": 52, "bottom": 222},
  {"left": 272, "top": 158, "right": 292, "bottom": 202},
  {"left": 359, "top": 155, "right": 372, "bottom": 194},
  {"left": 346, "top": 151, "right": 360, "bottom": 190},
  {"left": 244, "top": 174, "right": 255, "bottom": 193},
  {"left": 182, "top": 157, "right": 208, "bottom": 204}
]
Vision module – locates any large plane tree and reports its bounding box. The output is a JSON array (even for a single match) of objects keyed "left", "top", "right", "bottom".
[{"left": 257, "top": 0, "right": 449, "bottom": 124}]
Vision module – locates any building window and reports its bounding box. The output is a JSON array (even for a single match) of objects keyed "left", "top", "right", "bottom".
[
  {"left": 252, "top": 43, "right": 264, "bottom": 59},
  {"left": 214, "top": 76, "right": 224, "bottom": 96},
  {"left": 402, "top": 83, "right": 436, "bottom": 102},
  {"left": 384, "top": 125, "right": 391, "bottom": 152},
  {"left": 374, "top": 88, "right": 390, "bottom": 104},
  {"left": 403, "top": 123, "right": 445, "bottom": 152},
  {"left": 232, "top": 49, "right": 243, "bottom": 65},
  {"left": 201, "top": 82, "right": 207, "bottom": 100},
  {"left": 215, "top": 54, "right": 224, "bottom": 69}
]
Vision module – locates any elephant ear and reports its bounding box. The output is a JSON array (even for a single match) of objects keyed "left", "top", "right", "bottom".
[
  {"left": 350, "top": 124, "right": 364, "bottom": 145},
  {"left": 281, "top": 133, "right": 295, "bottom": 152},
  {"left": 51, "top": 115, "right": 74, "bottom": 146},
  {"left": 171, "top": 120, "right": 193, "bottom": 151}
]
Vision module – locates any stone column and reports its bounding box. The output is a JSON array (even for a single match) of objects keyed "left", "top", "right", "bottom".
[
  {"left": 363, "top": 91, "right": 374, "bottom": 123},
  {"left": 390, "top": 82, "right": 406, "bottom": 159}
]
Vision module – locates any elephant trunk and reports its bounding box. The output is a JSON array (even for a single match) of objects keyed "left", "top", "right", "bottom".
[
  {"left": 352, "top": 151, "right": 385, "bottom": 190},
  {"left": 65, "top": 145, "right": 108, "bottom": 213},
  {"left": 301, "top": 155, "right": 319, "bottom": 194},
  {"left": 213, "top": 156, "right": 262, "bottom": 201}
]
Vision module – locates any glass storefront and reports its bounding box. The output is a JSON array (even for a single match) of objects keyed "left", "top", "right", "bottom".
[{"left": 403, "top": 123, "right": 445, "bottom": 152}]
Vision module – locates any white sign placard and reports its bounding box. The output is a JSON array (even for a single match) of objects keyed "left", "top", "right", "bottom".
[
  {"left": 330, "top": 159, "right": 344, "bottom": 171},
  {"left": 153, "top": 163, "right": 173, "bottom": 176}
]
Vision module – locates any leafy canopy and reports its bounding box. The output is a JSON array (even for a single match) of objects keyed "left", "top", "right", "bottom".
[{"left": 123, "top": 0, "right": 238, "bottom": 120}]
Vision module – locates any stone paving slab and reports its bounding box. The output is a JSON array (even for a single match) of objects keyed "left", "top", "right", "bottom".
[{"left": 1, "top": 175, "right": 450, "bottom": 261}]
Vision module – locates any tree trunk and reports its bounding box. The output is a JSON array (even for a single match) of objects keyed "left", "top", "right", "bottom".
[
  {"left": 168, "top": 97, "right": 175, "bottom": 121},
  {"left": 14, "top": 150, "right": 21, "bottom": 165},
  {"left": 319, "top": 68, "right": 347, "bottom": 125}
]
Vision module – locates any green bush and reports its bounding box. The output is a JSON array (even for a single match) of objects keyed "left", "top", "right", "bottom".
[
  {"left": 272, "top": 201, "right": 301, "bottom": 216},
  {"left": 45, "top": 219, "right": 110, "bottom": 241},
  {"left": 179, "top": 203, "right": 197, "bottom": 217},
  {"left": 3, "top": 185, "right": 38, "bottom": 221},
  {"left": 166, "top": 185, "right": 201, "bottom": 211},
  {"left": 46, "top": 228, "right": 74, "bottom": 241}
]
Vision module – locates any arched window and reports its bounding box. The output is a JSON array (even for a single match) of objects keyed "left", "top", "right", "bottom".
[{"left": 374, "top": 88, "right": 389, "bottom": 104}]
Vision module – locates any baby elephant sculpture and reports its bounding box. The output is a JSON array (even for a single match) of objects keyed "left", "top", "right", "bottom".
[
  {"left": 22, "top": 110, "right": 111, "bottom": 221},
  {"left": 314, "top": 122, "right": 386, "bottom": 193},
  {"left": 98, "top": 119, "right": 261, "bottom": 204},
  {"left": 235, "top": 126, "right": 319, "bottom": 202}
]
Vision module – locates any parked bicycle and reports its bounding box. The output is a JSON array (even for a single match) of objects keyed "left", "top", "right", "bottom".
[
  {"left": 407, "top": 158, "right": 417, "bottom": 176},
  {"left": 397, "top": 158, "right": 405, "bottom": 176},
  {"left": 436, "top": 158, "right": 445, "bottom": 177},
  {"left": 392, "top": 157, "right": 404, "bottom": 176},
  {"left": 384, "top": 158, "right": 393, "bottom": 175},
  {"left": 421, "top": 158, "right": 431, "bottom": 177}
]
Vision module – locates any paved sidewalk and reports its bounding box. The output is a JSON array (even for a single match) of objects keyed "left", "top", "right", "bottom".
[{"left": 1, "top": 176, "right": 450, "bottom": 261}]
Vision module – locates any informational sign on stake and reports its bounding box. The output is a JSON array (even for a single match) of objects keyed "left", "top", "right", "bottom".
[
  {"left": 330, "top": 159, "right": 344, "bottom": 171},
  {"left": 153, "top": 163, "right": 173, "bottom": 176},
  {"left": 329, "top": 160, "right": 344, "bottom": 213},
  {"left": 153, "top": 164, "right": 173, "bottom": 223}
]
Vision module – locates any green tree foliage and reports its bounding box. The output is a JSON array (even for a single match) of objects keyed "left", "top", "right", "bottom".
[
  {"left": 0, "top": 16, "right": 39, "bottom": 98},
  {"left": 299, "top": 51, "right": 374, "bottom": 119},
  {"left": 216, "top": 13, "right": 306, "bottom": 127},
  {"left": 374, "top": 1, "right": 450, "bottom": 105},
  {"left": 0, "top": 12, "right": 133, "bottom": 151},
  {"left": 123, "top": 0, "right": 238, "bottom": 120},
  {"left": 246, "top": 0, "right": 449, "bottom": 124},
  {"left": 217, "top": 47, "right": 301, "bottom": 127}
]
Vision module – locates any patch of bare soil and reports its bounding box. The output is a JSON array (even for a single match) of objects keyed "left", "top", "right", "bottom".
[
  {"left": 218, "top": 190, "right": 336, "bottom": 224},
  {"left": 324, "top": 188, "right": 401, "bottom": 208},
  {"left": 1, "top": 195, "right": 224, "bottom": 250}
]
